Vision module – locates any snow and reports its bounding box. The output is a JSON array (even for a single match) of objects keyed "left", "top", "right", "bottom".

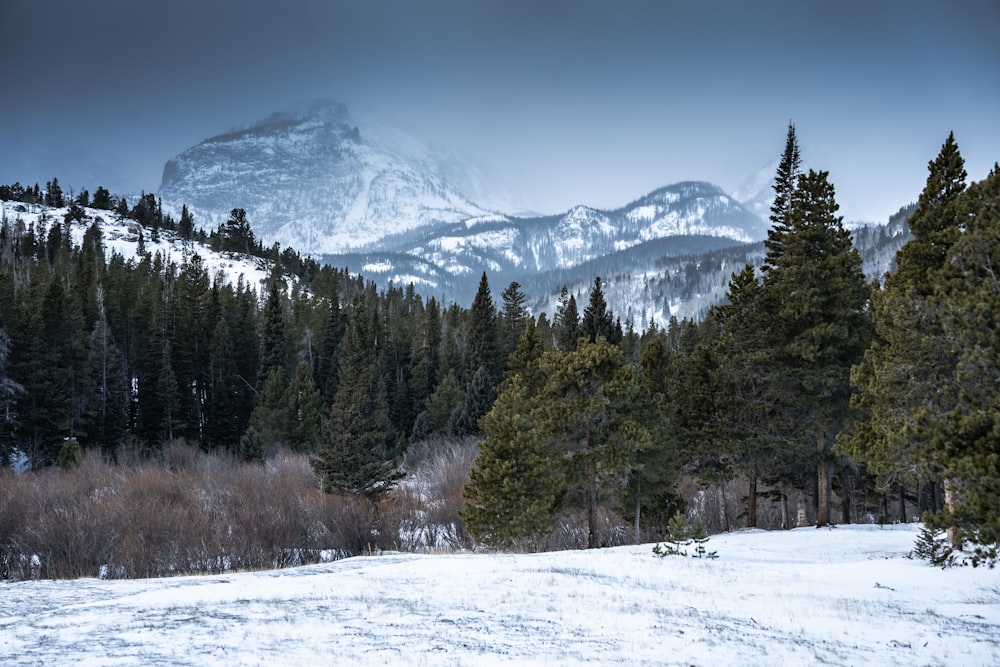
[
  {"left": 2, "top": 524, "right": 997, "bottom": 666},
  {"left": 2, "top": 201, "right": 274, "bottom": 294}
]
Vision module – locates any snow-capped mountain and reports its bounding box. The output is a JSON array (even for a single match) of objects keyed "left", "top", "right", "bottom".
[
  {"left": 158, "top": 100, "right": 493, "bottom": 255},
  {"left": 319, "top": 181, "right": 768, "bottom": 306}
]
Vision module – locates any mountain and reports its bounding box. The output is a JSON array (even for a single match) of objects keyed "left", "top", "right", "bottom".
[
  {"left": 158, "top": 100, "right": 493, "bottom": 255},
  {"left": 319, "top": 181, "right": 769, "bottom": 307},
  {"left": 154, "top": 101, "right": 909, "bottom": 324},
  {"left": 732, "top": 160, "right": 777, "bottom": 221}
]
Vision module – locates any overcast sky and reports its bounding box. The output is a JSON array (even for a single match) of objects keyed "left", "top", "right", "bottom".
[{"left": 2, "top": 0, "right": 998, "bottom": 222}]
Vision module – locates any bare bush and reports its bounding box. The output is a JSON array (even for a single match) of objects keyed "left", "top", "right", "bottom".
[
  {"left": 0, "top": 446, "right": 389, "bottom": 580},
  {"left": 394, "top": 437, "right": 478, "bottom": 552}
]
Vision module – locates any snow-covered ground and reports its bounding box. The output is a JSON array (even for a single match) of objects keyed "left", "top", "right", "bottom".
[{"left": 2, "top": 524, "right": 997, "bottom": 666}]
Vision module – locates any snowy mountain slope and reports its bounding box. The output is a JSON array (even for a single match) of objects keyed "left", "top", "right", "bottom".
[
  {"left": 158, "top": 100, "right": 493, "bottom": 255},
  {"left": 0, "top": 201, "right": 275, "bottom": 294},
  {"left": 320, "top": 181, "right": 768, "bottom": 306},
  {"left": 2, "top": 524, "right": 997, "bottom": 666}
]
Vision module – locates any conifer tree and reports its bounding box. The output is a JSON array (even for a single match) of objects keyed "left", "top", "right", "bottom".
[
  {"left": 553, "top": 286, "right": 580, "bottom": 351},
  {"left": 764, "top": 121, "right": 802, "bottom": 266},
  {"left": 313, "top": 301, "right": 402, "bottom": 500},
  {"left": 933, "top": 165, "right": 1000, "bottom": 562},
  {"left": 499, "top": 281, "right": 529, "bottom": 357},
  {"left": 260, "top": 275, "right": 287, "bottom": 380},
  {"left": 464, "top": 321, "right": 561, "bottom": 547},
  {"left": 464, "top": 272, "right": 500, "bottom": 385},
  {"left": 762, "top": 169, "right": 871, "bottom": 526},
  {"left": 580, "top": 277, "right": 618, "bottom": 344},
  {"left": 284, "top": 360, "right": 321, "bottom": 454},
  {"left": 842, "top": 133, "right": 968, "bottom": 544},
  {"left": 535, "top": 338, "right": 649, "bottom": 547}
]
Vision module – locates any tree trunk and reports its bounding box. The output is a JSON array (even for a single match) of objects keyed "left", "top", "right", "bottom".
[
  {"left": 943, "top": 478, "right": 962, "bottom": 550},
  {"left": 840, "top": 465, "right": 852, "bottom": 524},
  {"left": 816, "top": 458, "right": 831, "bottom": 527},
  {"left": 717, "top": 485, "right": 730, "bottom": 532},
  {"left": 747, "top": 474, "right": 758, "bottom": 529},
  {"left": 633, "top": 476, "right": 641, "bottom": 544},
  {"left": 587, "top": 477, "right": 598, "bottom": 549},
  {"left": 780, "top": 490, "right": 790, "bottom": 530},
  {"left": 897, "top": 483, "right": 907, "bottom": 524},
  {"left": 796, "top": 493, "right": 808, "bottom": 527}
]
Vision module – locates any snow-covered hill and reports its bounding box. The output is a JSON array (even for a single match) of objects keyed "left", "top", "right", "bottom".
[
  {"left": 2, "top": 524, "right": 997, "bottom": 666},
  {"left": 158, "top": 100, "right": 493, "bottom": 255},
  {"left": 0, "top": 201, "right": 275, "bottom": 294}
]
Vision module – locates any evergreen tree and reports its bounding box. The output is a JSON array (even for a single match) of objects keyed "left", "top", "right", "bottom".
[
  {"left": 91, "top": 186, "right": 113, "bottom": 211},
  {"left": 313, "top": 301, "right": 402, "bottom": 500},
  {"left": 580, "top": 277, "right": 619, "bottom": 345},
  {"left": 44, "top": 178, "right": 64, "bottom": 208},
  {"left": 260, "top": 275, "right": 287, "bottom": 380},
  {"left": 553, "top": 285, "right": 580, "bottom": 351},
  {"left": 842, "top": 133, "right": 969, "bottom": 545},
  {"left": 464, "top": 321, "right": 562, "bottom": 547},
  {"left": 244, "top": 368, "right": 288, "bottom": 459},
  {"left": 764, "top": 121, "right": 803, "bottom": 267},
  {"left": 933, "top": 165, "right": 1000, "bottom": 563},
  {"left": 464, "top": 272, "right": 500, "bottom": 385},
  {"left": 284, "top": 360, "right": 321, "bottom": 454},
  {"left": 205, "top": 317, "right": 242, "bottom": 451},
  {"left": 762, "top": 169, "right": 871, "bottom": 527},
  {"left": 499, "top": 281, "right": 529, "bottom": 357},
  {"left": 534, "top": 339, "right": 649, "bottom": 547}
]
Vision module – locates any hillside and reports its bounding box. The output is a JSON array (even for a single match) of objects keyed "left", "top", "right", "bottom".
[{"left": 2, "top": 524, "right": 997, "bottom": 666}]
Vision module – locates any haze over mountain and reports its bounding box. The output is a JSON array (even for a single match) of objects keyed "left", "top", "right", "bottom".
[
  {"left": 158, "top": 101, "right": 496, "bottom": 255},
  {"left": 156, "top": 100, "right": 781, "bottom": 309}
]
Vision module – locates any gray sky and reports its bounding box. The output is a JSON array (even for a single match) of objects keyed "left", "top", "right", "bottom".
[{"left": 2, "top": 0, "right": 998, "bottom": 222}]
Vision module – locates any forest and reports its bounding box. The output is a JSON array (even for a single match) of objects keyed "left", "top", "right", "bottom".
[{"left": 0, "top": 127, "right": 997, "bottom": 579}]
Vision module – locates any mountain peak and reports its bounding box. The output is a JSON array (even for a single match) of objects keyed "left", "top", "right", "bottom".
[{"left": 159, "top": 101, "right": 491, "bottom": 254}]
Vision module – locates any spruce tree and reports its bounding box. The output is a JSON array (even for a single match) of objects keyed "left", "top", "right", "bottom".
[
  {"left": 499, "top": 281, "right": 529, "bottom": 357},
  {"left": 927, "top": 165, "right": 1000, "bottom": 562},
  {"left": 313, "top": 301, "right": 402, "bottom": 500},
  {"left": 764, "top": 121, "right": 802, "bottom": 268},
  {"left": 284, "top": 360, "right": 321, "bottom": 454},
  {"left": 464, "top": 322, "right": 561, "bottom": 547},
  {"left": 842, "top": 133, "right": 969, "bottom": 545},
  {"left": 580, "top": 276, "right": 617, "bottom": 344},
  {"left": 553, "top": 286, "right": 580, "bottom": 351},
  {"left": 763, "top": 169, "right": 871, "bottom": 527}
]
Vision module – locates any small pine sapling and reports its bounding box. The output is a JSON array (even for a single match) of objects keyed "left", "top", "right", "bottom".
[
  {"left": 653, "top": 511, "right": 718, "bottom": 559},
  {"left": 910, "top": 524, "right": 956, "bottom": 568}
]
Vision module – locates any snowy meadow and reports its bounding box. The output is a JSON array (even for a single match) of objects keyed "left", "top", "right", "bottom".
[{"left": 2, "top": 524, "right": 998, "bottom": 666}]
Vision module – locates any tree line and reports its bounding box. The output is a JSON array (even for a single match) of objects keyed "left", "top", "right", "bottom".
[
  {"left": 462, "top": 126, "right": 999, "bottom": 563},
  {"left": 1, "top": 126, "right": 997, "bottom": 563}
]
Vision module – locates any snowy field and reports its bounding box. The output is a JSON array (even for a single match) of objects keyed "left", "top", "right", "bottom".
[{"left": 2, "top": 524, "right": 998, "bottom": 666}]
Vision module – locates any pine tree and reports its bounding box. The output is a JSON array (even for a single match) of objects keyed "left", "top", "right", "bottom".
[
  {"left": 553, "top": 286, "right": 580, "bottom": 351},
  {"left": 763, "top": 169, "right": 871, "bottom": 527},
  {"left": 500, "top": 281, "right": 529, "bottom": 357},
  {"left": 764, "top": 121, "right": 802, "bottom": 268},
  {"left": 842, "top": 134, "right": 969, "bottom": 546},
  {"left": 284, "top": 360, "right": 321, "bottom": 454},
  {"left": 313, "top": 301, "right": 402, "bottom": 500},
  {"left": 464, "top": 322, "right": 561, "bottom": 547},
  {"left": 580, "top": 277, "right": 618, "bottom": 344},
  {"left": 534, "top": 339, "right": 649, "bottom": 547}
]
